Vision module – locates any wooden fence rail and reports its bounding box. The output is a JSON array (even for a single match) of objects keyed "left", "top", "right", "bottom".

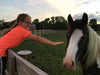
[
  {"left": 32, "top": 29, "right": 56, "bottom": 36},
  {"left": 7, "top": 49, "right": 48, "bottom": 75}
]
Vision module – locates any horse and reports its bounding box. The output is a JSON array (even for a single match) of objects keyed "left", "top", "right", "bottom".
[{"left": 63, "top": 13, "right": 100, "bottom": 75}]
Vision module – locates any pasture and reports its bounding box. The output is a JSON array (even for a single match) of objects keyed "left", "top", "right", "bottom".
[
  {"left": 0, "top": 29, "right": 99, "bottom": 75},
  {"left": 13, "top": 30, "right": 83, "bottom": 75}
]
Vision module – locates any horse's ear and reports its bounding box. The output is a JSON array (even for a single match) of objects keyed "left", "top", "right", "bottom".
[
  {"left": 82, "top": 13, "right": 88, "bottom": 25},
  {"left": 68, "top": 14, "right": 73, "bottom": 27}
]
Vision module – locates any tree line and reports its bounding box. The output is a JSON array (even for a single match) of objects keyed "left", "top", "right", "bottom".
[
  {"left": 32, "top": 16, "right": 67, "bottom": 30},
  {"left": 0, "top": 16, "right": 98, "bottom": 30}
]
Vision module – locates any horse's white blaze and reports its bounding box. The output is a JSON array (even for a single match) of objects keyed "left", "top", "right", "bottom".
[{"left": 65, "top": 29, "right": 83, "bottom": 60}]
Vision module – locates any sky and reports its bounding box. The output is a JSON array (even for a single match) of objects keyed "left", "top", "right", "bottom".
[{"left": 0, "top": 0, "right": 100, "bottom": 24}]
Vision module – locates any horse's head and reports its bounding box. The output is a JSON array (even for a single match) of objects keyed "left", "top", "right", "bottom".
[{"left": 63, "top": 13, "right": 89, "bottom": 70}]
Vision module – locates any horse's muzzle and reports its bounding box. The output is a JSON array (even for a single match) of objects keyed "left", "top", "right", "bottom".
[{"left": 63, "top": 57, "right": 76, "bottom": 70}]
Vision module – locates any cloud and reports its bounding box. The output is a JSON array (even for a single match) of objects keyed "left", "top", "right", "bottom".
[
  {"left": 96, "top": 11, "right": 100, "bottom": 14},
  {"left": 3, "top": 6, "right": 23, "bottom": 14},
  {"left": 88, "top": 13, "right": 100, "bottom": 21},
  {"left": 24, "top": 0, "right": 54, "bottom": 10},
  {"left": 45, "top": 0, "right": 76, "bottom": 15},
  {"left": 76, "top": 1, "right": 90, "bottom": 7},
  {"left": 73, "top": 13, "right": 83, "bottom": 19},
  {"left": 75, "top": 0, "right": 95, "bottom": 6},
  {"left": 44, "top": 0, "right": 100, "bottom": 17},
  {"left": 71, "top": 13, "right": 100, "bottom": 24},
  {"left": 96, "top": 15, "right": 100, "bottom": 21},
  {"left": 0, "top": 6, "right": 27, "bottom": 21},
  {"left": 22, "top": 0, "right": 63, "bottom": 21},
  {"left": 88, "top": 14, "right": 96, "bottom": 19},
  {"left": 25, "top": 0, "right": 44, "bottom": 8},
  {"left": 0, "top": 0, "right": 100, "bottom": 23}
]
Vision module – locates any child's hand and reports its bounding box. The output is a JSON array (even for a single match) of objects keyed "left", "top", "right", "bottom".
[{"left": 53, "top": 42, "right": 64, "bottom": 46}]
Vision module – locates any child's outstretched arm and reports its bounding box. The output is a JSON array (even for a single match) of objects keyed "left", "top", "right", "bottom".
[{"left": 27, "top": 34, "right": 64, "bottom": 46}]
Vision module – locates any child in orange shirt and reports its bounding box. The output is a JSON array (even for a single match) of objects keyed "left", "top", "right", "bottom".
[{"left": 0, "top": 13, "right": 64, "bottom": 75}]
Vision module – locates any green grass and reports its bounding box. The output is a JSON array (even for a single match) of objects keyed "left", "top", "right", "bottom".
[{"left": 13, "top": 31, "right": 83, "bottom": 75}]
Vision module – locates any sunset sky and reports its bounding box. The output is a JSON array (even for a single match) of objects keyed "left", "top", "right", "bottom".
[{"left": 0, "top": 0, "right": 100, "bottom": 23}]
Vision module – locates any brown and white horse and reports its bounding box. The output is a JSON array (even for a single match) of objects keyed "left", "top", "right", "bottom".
[{"left": 63, "top": 13, "right": 100, "bottom": 75}]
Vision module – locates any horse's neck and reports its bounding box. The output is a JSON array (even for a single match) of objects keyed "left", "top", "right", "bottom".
[
  {"left": 97, "top": 55, "right": 100, "bottom": 68},
  {"left": 96, "top": 36, "right": 100, "bottom": 68},
  {"left": 97, "top": 36, "right": 100, "bottom": 55},
  {"left": 82, "top": 32, "right": 100, "bottom": 74}
]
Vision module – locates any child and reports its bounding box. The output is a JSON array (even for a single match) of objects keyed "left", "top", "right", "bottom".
[{"left": 0, "top": 13, "right": 64, "bottom": 75}]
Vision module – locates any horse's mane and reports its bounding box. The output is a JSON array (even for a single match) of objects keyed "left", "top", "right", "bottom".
[{"left": 84, "top": 26, "right": 100, "bottom": 68}]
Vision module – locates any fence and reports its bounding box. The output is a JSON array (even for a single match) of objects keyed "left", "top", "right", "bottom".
[
  {"left": 31, "top": 29, "right": 57, "bottom": 36},
  {"left": 7, "top": 49, "right": 48, "bottom": 75}
]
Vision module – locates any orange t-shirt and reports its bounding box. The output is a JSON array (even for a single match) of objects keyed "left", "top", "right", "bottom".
[{"left": 0, "top": 25, "right": 32, "bottom": 57}]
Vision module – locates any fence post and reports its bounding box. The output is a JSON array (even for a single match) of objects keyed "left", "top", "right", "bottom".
[
  {"left": 8, "top": 52, "right": 16, "bottom": 75},
  {"left": 17, "top": 50, "right": 32, "bottom": 62},
  {"left": 8, "top": 49, "right": 48, "bottom": 75}
]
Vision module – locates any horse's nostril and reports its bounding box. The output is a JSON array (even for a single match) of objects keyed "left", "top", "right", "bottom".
[
  {"left": 64, "top": 65, "right": 66, "bottom": 68},
  {"left": 71, "top": 61, "right": 74, "bottom": 67}
]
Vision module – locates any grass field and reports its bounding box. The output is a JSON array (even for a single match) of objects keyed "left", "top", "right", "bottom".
[
  {"left": 13, "top": 31, "right": 83, "bottom": 75},
  {"left": 0, "top": 28, "right": 99, "bottom": 75},
  {"left": 1, "top": 29, "right": 100, "bottom": 75}
]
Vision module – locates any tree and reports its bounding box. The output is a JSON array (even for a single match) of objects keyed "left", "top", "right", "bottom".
[
  {"left": 32, "top": 19, "right": 41, "bottom": 30},
  {"left": 32, "top": 19, "right": 39, "bottom": 23},
  {"left": 44, "top": 18, "right": 50, "bottom": 23},
  {"left": 0, "top": 19, "right": 5, "bottom": 24},
  {"left": 2, "top": 22, "right": 10, "bottom": 29},
  {"left": 0, "top": 20, "right": 10, "bottom": 29},
  {"left": 53, "top": 16, "right": 67, "bottom": 30},
  {"left": 43, "top": 18, "right": 50, "bottom": 29},
  {"left": 48, "top": 16, "right": 67, "bottom": 30},
  {"left": 0, "top": 19, "right": 5, "bottom": 29},
  {"left": 50, "top": 17, "right": 55, "bottom": 24},
  {"left": 89, "top": 19, "right": 97, "bottom": 25}
]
